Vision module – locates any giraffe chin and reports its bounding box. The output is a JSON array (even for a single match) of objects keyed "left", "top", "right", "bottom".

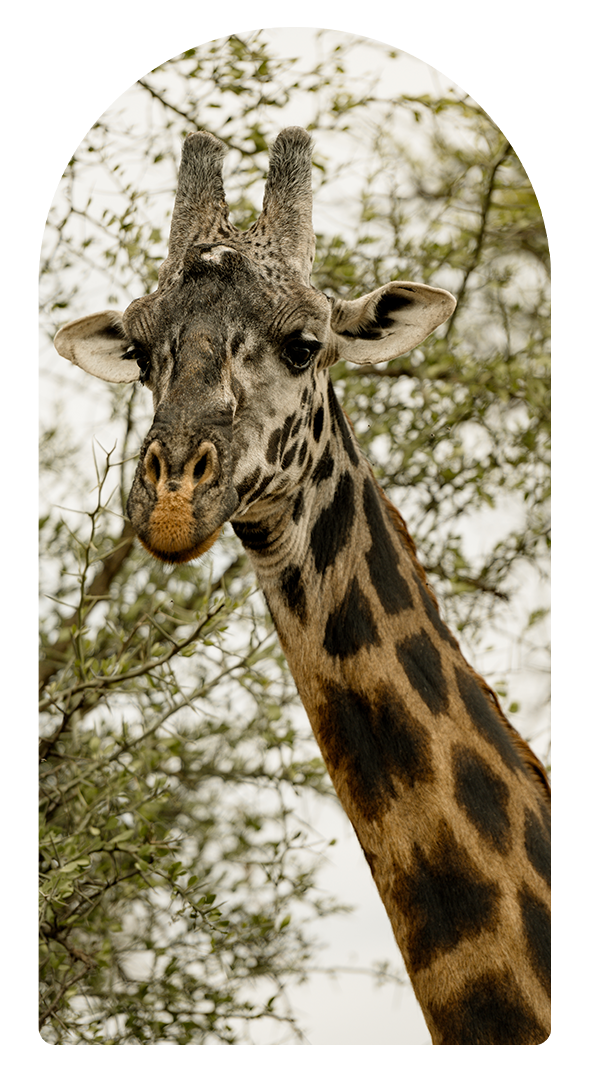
[{"left": 137, "top": 527, "right": 222, "bottom": 565}]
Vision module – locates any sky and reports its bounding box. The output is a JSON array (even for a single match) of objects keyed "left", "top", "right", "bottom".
[{"left": 38, "top": 29, "right": 548, "bottom": 1042}]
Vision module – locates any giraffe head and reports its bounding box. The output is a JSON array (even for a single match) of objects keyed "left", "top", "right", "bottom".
[{"left": 55, "top": 128, "right": 455, "bottom": 563}]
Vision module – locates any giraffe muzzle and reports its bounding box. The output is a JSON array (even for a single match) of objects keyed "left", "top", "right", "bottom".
[{"left": 127, "top": 432, "right": 238, "bottom": 563}]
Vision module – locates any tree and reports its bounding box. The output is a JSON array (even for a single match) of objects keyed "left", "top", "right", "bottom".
[{"left": 39, "top": 29, "right": 550, "bottom": 1043}]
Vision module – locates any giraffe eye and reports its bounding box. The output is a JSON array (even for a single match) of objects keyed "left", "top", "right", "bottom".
[
  {"left": 123, "top": 344, "right": 151, "bottom": 384},
  {"left": 281, "top": 338, "right": 321, "bottom": 372}
]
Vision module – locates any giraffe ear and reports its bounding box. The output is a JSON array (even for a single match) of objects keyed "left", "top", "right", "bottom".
[
  {"left": 54, "top": 310, "right": 140, "bottom": 383},
  {"left": 330, "top": 282, "right": 456, "bottom": 365}
]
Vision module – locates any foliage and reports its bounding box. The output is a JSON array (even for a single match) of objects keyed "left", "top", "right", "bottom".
[
  {"left": 40, "top": 29, "right": 550, "bottom": 1043},
  {"left": 39, "top": 449, "right": 340, "bottom": 1043}
]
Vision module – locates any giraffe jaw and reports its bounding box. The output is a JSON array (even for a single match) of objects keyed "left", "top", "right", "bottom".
[{"left": 135, "top": 526, "right": 223, "bottom": 565}]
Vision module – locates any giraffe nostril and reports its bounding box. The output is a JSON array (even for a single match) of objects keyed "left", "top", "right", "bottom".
[
  {"left": 190, "top": 441, "right": 218, "bottom": 487},
  {"left": 145, "top": 447, "right": 162, "bottom": 485},
  {"left": 193, "top": 453, "right": 208, "bottom": 483}
]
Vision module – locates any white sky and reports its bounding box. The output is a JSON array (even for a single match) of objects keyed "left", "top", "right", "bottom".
[{"left": 40, "top": 29, "right": 546, "bottom": 1046}]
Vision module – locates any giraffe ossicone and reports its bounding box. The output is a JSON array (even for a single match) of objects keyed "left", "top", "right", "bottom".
[{"left": 55, "top": 126, "right": 550, "bottom": 1044}]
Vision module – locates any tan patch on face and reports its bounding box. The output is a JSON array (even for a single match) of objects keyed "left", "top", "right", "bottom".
[
  {"left": 139, "top": 525, "right": 221, "bottom": 564},
  {"left": 148, "top": 489, "right": 198, "bottom": 553}
]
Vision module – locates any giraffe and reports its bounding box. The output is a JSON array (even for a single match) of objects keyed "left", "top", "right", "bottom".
[{"left": 54, "top": 127, "right": 551, "bottom": 1044}]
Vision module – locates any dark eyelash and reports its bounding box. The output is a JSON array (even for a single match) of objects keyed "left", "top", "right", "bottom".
[{"left": 123, "top": 344, "right": 151, "bottom": 382}]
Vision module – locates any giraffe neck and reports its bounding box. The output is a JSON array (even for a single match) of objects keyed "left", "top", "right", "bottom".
[{"left": 232, "top": 373, "right": 550, "bottom": 1044}]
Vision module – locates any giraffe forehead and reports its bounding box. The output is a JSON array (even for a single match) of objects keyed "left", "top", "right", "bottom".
[{"left": 127, "top": 252, "right": 330, "bottom": 364}]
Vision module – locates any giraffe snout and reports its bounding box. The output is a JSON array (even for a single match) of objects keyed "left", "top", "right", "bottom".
[{"left": 126, "top": 432, "right": 237, "bottom": 564}]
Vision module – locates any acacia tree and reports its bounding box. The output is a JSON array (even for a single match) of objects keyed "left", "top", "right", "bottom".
[{"left": 39, "top": 29, "right": 550, "bottom": 1044}]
